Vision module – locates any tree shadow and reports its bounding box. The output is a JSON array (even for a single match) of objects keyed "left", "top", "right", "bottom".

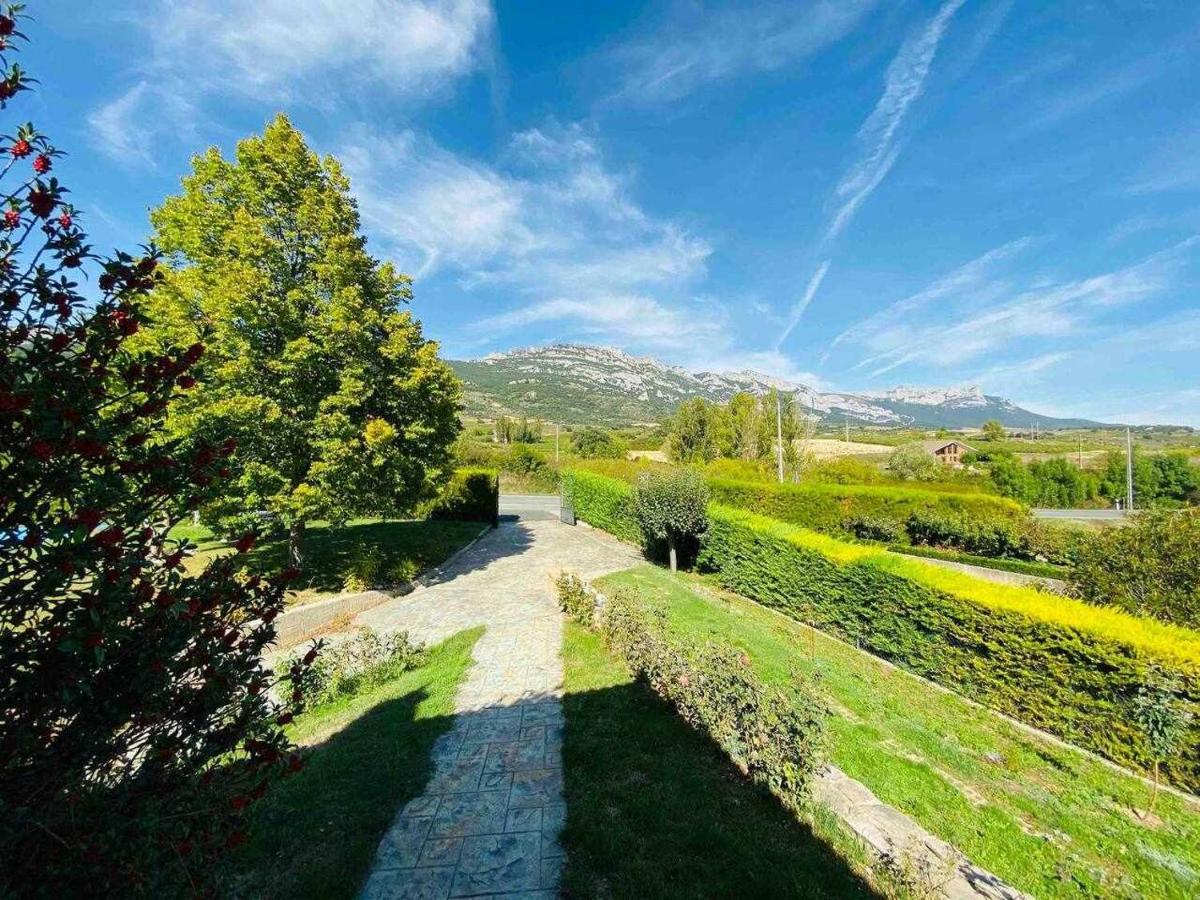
[
  {"left": 560, "top": 678, "right": 880, "bottom": 899},
  {"left": 413, "top": 520, "right": 536, "bottom": 588},
  {"left": 228, "top": 687, "right": 453, "bottom": 900}
]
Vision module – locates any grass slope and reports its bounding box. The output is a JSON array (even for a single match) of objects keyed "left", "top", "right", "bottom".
[
  {"left": 173, "top": 519, "right": 484, "bottom": 605},
  {"left": 559, "top": 620, "right": 878, "bottom": 899},
  {"left": 228, "top": 627, "right": 483, "bottom": 899},
  {"left": 596, "top": 566, "right": 1200, "bottom": 899}
]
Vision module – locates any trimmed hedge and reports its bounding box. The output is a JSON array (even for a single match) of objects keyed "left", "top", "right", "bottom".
[
  {"left": 560, "top": 469, "right": 642, "bottom": 544},
  {"left": 698, "top": 504, "right": 1200, "bottom": 791},
  {"left": 707, "top": 477, "right": 1025, "bottom": 537},
  {"left": 890, "top": 544, "right": 1068, "bottom": 581},
  {"left": 555, "top": 572, "right": 827, "bottom": 812},
  {"left": 425, "top": 468, "right": 499, "bottom": 525}
]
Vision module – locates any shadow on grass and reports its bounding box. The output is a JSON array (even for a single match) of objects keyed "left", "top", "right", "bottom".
[
  {"left": 198, "top": 519, "right": 491, "bottom": 597},
  {"left": 560, "top": 665, "right": 879, "bottom": 898},
  {"left": 227, "top": 688, "right": 454, "bottom": 900}
]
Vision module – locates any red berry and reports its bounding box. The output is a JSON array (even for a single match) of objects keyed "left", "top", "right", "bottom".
[
  {"left": 57, "top": 212, "right": 72, "bottom": 229},
  {"left": 10, "top": 138, "right": 30, "bottom": 158},
  {"left": 33, "top": 154, "right": 51, "bottom": 174},
  {"left": 0, "top": 16, "right": 14, "bottom": 37},
  {"left": 235, "top": 533, "right": 256, "bottom": 554},
  {"left": 3, "top": 209, "right": 19, "bottom": 229}
]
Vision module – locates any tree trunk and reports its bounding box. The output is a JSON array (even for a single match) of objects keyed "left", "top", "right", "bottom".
[
  {"left": 288, "top": 518, "right": 306, "bottom": 570},
  {"left": 668, "top": 537, "right": 678, "bottom": 573},
  {"left": 1148, "top": 761, "right": 1161, "bottom": 817}
]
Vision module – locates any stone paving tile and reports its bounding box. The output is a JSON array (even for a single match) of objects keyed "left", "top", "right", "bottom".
[
  {"left": 450, "top": 832, "right": 541, "bottom": 896},
  {"left": 355, "top": 519, "right": 642, "bottom": 899}
]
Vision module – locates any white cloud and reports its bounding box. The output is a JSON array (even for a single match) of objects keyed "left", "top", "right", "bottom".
[
  {"left": 90, "top": 1, "right": 494, "bottom": 162},
  {"left": 836, "top": 236, "right": 1199, "bottom": 377},
  {"left": 340, "top": 120, "right": 718, "bottom": 355},
  {"left": 152, "top": 0, "right": 493, "bottom": 101},
  {"left": 826, "top": 0, "right": 966, "bottom": 242},
  {"left": 602, "top": 1, "right": 876, "bottom": 105},
  {"left": 87, "top": 81, "right": 199, "bottom": 170}
]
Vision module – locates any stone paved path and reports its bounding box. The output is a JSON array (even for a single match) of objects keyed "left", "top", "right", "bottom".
[{"left": 354, "top": 519, "right": 641, "bottom": 899}]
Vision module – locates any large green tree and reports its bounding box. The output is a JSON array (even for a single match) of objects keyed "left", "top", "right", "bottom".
[{"left": 139, "top": 115, "right": 461, "bottom": 565}]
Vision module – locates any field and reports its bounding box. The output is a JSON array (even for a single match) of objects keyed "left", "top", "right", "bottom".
[{"left": 595, "top": 566, "right": 1200, "bottom": 899}]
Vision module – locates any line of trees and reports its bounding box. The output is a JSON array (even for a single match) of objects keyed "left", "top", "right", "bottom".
[
  {"left": 981, "top": 449, "right": 1199, "bottom": 507},
  {"left": 666, "top": 391, "right": 813, "bottom": 478}
]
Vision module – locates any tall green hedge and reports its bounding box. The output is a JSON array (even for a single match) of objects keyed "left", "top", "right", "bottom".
[
  {"left": 425, "top": 468, "right": 499, "bottom": 525},
  {"left": 698, "top": 504, "right": 1200, "bottom": 791},
  {"left": 560, "top": 469, "right": 642, "bottom": 544},
  {"left": 707, "top": 477, "right": 1025, "bottom": 536}
]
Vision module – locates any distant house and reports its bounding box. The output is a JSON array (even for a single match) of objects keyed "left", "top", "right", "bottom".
[{"left": 920, "top": 439, "right": 975, "bottom": 467}]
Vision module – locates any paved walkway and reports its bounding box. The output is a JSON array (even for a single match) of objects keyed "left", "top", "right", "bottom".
[{"left": 355, "top": 519, "right": 641, "bottom": 900}]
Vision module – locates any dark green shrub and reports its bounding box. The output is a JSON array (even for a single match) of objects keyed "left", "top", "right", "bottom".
[
  {"left": 571, "top": 426, "right": 627, "bottom": 459},
  {"left": 697, "top": 505, "right": 1200, "bottom": 791},
  {"left": 1071, "top": 509, "right": 1200, "bottom": 629},
  {"left": 555, "top": 576, "right": 828, "bottom": 813},
  {"left": 632, "top": 469, "right": 709, "bottom": 571},
  {"left": 845, "top": 514, "right": 903, "bottom": 543},
  {"left": 707, "top": 477, "right": 1024, "bottom": 539},
  {"left": 501, "top": 445, "right": 550, "bottom": 477},
  {"left": 425, "top": 468, "right": 499, "bottom": 525}
]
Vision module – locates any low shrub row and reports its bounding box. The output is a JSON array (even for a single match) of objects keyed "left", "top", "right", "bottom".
[
  {"left": 697, "top": 505, "right": 1200, "bottom": 791},
  {"left": 282, "top": 628, "right": 426, "bottom": 709},
  {"left": 555, "top": 572, "right": 828, "bottom": 812},
  {"left": 905, "top": 508, "right": 1089, "bottom": 566},
  {"left": 425, "top": 468, "right": 499, "bottom": 525}
]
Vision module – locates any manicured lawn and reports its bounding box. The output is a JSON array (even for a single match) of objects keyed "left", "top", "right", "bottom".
[
  {"left": 226, "top": 627, "right": 482, "bottom": 899},
  {"left": 559, "top": 620, "right": 879, "bottom": 899},
  {"left": 172, "top": 518, "right": 485, "bottom": 605},
  {"left": 595, "top": 566, "right": 1200, "bottom": 899}
]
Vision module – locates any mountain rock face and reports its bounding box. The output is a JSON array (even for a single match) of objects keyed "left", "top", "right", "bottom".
[{"left": 449, "top": 344, "right": 1107, "bottom": 428}]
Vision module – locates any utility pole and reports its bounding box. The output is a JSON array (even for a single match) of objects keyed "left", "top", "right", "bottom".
[
  {"left": 775, "top": 392, "right": 784, "bottom": 483},
  {"left": 1077, "top": 434, "right": 1083, "bottom": 468},
  {"left": 1125, "top": 427, "right": 1134, "bottom": 512}
]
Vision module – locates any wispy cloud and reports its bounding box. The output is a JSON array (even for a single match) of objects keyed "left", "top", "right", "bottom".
[
  {"left": 471, "top": 294, "right": 727, "bottom": 353},
  {"left": 834, "top": 236, "right": 1199, "bottom": 377},
  {"left": 775, "top": 259, "right": 831, "bottom": 350},
  {"left": 340, "top": 120, "right": 718, "bottom": 355},
  {"left": 602, "top": 1, "right": 876, "bottom": 106},
  {"left": 826, "top": 0, "right": 966, "bottom": 243}
]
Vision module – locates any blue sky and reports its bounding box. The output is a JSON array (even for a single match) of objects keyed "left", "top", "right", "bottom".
[{"left": 21, "top": 1, "right": 1200, "bottom": 424}]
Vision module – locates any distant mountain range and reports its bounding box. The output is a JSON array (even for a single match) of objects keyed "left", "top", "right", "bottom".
[{"left": 448, "top": 344, "right": 1112, "bottom": 429}]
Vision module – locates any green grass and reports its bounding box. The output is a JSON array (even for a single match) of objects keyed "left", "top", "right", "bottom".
[
  {"left": 559, "top": 620, "right": 879, "bottom": 899},
  {"left": 595, "top": 566, "right": 1200, "bottom": 899},
  {"left": 227, "top": 627, "right": 482, "bottom": 900},
  {"left": 171, "top": 518, "right": 485, "bottom": 605}
]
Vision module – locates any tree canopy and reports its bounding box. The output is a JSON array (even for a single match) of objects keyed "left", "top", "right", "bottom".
[{"left": 137, "top": 115, "right": 461, "bottom": 562}]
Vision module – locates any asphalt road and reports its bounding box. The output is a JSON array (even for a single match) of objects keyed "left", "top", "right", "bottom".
[
  {"left": 499, "top": 493, "right": 562, "bottom": 521},
  {"left": 1032, "top": 508, "right": 1128, "bottom": 521}
]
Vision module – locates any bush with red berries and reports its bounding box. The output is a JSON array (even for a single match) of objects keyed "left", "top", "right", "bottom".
[{"left": 0, "top": 8, "right": 313, "bottom": 895}]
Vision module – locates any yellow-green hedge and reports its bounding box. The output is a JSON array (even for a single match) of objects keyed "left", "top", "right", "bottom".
[
  {"left": 562, "top": 470, "right": 1200, "bottom": 789},
  {"left": 699, "top": 504, "right": 1200, "bottom": 790}
]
